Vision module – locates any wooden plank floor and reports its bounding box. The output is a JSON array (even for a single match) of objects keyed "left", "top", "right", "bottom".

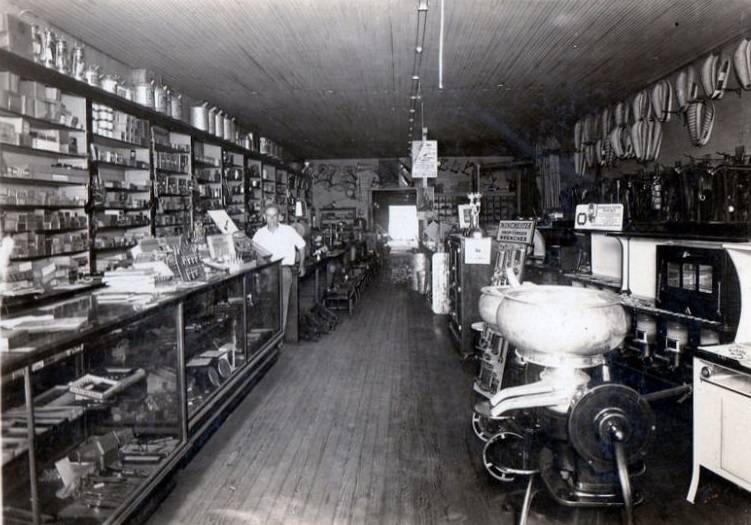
[{"left": 144, "top": 253, "right": 751, "bottom": 525}]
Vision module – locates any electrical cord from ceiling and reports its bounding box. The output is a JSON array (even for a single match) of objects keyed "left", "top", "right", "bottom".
[
  {"left": 439, "top": 0, "right": 444, "bottom": 90},
  {"left": 407, "top": 0, "right": 430, "bottom": 152}
]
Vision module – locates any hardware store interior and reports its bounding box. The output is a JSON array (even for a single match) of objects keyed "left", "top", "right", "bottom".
[{"left": 3, "top": 1, "right": 751, "bottom": 524}]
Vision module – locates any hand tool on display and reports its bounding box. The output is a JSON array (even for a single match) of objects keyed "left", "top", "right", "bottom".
[
  {"left": 697, "top": 169, "right": 714, "bottom": 222},
  {"left": 680, "top": 169, "right": 698, "bottom": 221},
  {"left": 661, "top": 167, "right": 677, "bottom": 221},
  {"left": 710, "top": 167, "right": 724, "bottom": 222},
  {"left": 725, "top": 169, "right": 739, "bottom": 221},
  {"left": 650, "top": 171, "right": 664, "bottom": 221}
]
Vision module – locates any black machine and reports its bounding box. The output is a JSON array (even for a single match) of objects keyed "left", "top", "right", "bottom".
[
  {"left": 472, "top": 286, "right": 689, "bottom": 525},
  {"left": 656, "top": 244, "right": 741, "bottom": 327}
]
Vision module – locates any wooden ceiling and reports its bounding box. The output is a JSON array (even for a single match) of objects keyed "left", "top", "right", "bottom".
[{"left": 2, "top": 0, "right": 750, "bottom": 161}]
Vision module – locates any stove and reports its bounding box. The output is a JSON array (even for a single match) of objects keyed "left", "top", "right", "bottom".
[{"left": 695, "top": 342, "right": 751, "bottom": 372}]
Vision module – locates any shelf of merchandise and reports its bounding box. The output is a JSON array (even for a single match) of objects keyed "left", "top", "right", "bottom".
[
  {"left": 275, "top": 167, "right": 290, "bottom": 221},
  {"left": 192, "top": 140, "right": 223, "bottom": 238},
  {"left": 245, "top": 158, "right": 264, "bottom": 235},
  {"left": 222, "top": 151, "right": 246, "bottom": 231},
  {"left": 433, "top": 194, "right": 466, "bottom": 222},
  {"left": 0, "top": 106, "right": 85, "bottom": 132},
  {"left": 0, "top": 47, "right": 304, "bottom": 305},
  {"left": 479, "top": 193, "right": 517, "bottom": 224},
  {"left": 285, "top": 169, "right": 310, "bottom": 221},
  {"left": 261, "top": 164, "right": 277, "bottom": 212},
  {"left": 152, "top": 127, "right": 193, "bottom": 238},
  {"left": 0, "top": 84, "right": 90, "bottom": 302},
  {"left": 89, "top": 107, "right": 152, "bottom": 273},
  {"left": 0, "top": 142, "right": 88, "bottom": 159}
]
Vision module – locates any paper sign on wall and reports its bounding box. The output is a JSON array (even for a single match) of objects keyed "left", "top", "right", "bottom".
[{"left": 411, "top": 140, "right": 438, "bottom": 178}]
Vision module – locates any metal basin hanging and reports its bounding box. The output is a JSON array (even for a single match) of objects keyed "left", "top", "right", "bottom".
[{"left": 495, "top": 285, "right": 628, "bottom": 362}]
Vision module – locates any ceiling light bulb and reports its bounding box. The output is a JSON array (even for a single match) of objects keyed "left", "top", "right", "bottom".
[{"left": 409, "top": 108, "right": 416, "bottom": 113}]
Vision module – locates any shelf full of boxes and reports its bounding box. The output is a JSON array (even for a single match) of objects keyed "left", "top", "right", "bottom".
[
  {"left": 0, "top": 70, "right": 91, "bottom": 293},
  {"left": 245, "top": 158, "right": 264, "bottom": 234},
  {"left": 276, "top": 167, "right": 290, "bottom": 219},
  {"left": 192, "top": 140, "right": 223, "bottom": 237},
  {"left": 261, "top": 163, "right": 277, "bottom": 212},
  {"left": 152, "top": 127, "right": 192, "bottom": 238},
  {"left": 223, "top": 150, "right": 245, "bottom": 230},
  {"left": 89, "top": 104, "right": 152, "bottom": 272}
]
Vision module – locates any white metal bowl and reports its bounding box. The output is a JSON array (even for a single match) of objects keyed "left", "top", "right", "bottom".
[
  {"left": 478, "top": 285, "right": 510, "bottom": 327},
  {"left": 495, "top": 285, "right": 628, "bottom": 360}
]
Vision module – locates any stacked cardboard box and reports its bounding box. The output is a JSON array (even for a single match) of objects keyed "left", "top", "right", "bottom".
[{"left": 0, "top": 13, "right": 33, "bottom": 59}]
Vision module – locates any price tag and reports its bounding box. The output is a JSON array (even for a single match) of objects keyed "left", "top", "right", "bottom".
[{"left": 41, "top": 263, "right": 56, "bottom": 277}]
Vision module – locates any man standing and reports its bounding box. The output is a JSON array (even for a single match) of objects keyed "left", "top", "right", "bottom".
[{"left": 252, "top": 203, "right": 306, "bottom": 337}]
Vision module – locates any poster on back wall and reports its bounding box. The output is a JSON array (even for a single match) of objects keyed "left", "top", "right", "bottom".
[{"left": 412, "top": 140, "right": 438, "bottom": 178}]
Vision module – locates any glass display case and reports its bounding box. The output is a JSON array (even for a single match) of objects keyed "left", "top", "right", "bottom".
[
  {"left": 1, "top": 259, "right": 282, "bottom": 525},
  {"left": 2, "top": 294, "right": 182, "bottom": 525},
  {"left": 245, "top": 261, "right": 281, "bottom": 360},
  {"left": 183, "top": 274, "right": 246, "bottom": 425}
]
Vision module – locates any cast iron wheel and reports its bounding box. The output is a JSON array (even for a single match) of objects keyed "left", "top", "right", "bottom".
[{"left": 568, "top": 383, "right": 655, "bottom": 473}]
